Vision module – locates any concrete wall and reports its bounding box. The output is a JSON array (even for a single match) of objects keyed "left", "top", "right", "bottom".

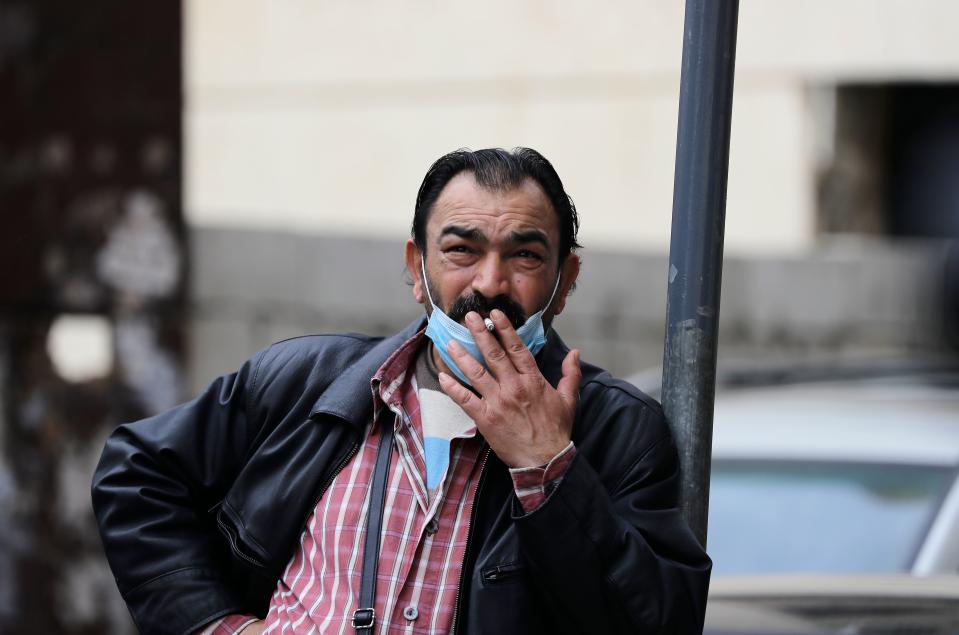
[
  {"left": 187, "top": 227, "right": 951, "bottom": 394},
  {"left": 184, "top": 1, "right": 959, "bottom": 256}
]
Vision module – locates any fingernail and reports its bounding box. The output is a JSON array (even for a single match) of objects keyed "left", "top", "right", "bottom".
[
  {"left": 491, "top": 308, "right": 504, "bottom": 321},
  {"left": 466, "top": 312, "right": 479, "bottom": 324}
]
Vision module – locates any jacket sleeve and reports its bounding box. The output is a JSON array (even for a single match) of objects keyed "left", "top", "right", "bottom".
[
  {"left": 91, "top": 350, "right": 267, "bottom": 635},
  {"left": 511, "top": 396, "right": 712, "bottom": 634}
]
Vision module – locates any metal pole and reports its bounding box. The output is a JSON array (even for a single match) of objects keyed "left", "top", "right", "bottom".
[{"left": 662, "top": 0, "right": 739, "bottom": 548}]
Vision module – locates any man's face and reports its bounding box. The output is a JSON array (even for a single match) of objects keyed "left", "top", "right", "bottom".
[{"left": 405, "top": 172, "right": 580, "bottom": 329}]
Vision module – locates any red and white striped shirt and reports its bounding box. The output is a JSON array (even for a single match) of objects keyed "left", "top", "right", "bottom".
[{"left": 209, "top": 331, "right": 575, "bottom": 634}]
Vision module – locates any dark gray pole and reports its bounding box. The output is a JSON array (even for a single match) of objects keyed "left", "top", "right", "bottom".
[{"left": 662, "top": 0, "right": 739, "bottom": 548}]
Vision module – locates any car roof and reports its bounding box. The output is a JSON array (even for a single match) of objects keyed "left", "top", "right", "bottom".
[
  {"left": 624, "top": 358, "right": 959, "bottom": 465},
  {"left": 712, "top": 379, "right": 959, "bottom": 465}
]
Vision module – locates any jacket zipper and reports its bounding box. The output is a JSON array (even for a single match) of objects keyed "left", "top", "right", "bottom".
[
  {"left": 218, "top": 438, "right": 361, "bottom": 573},
  {"left": 481, "top": 562, "right": 524, "bottom": 585},
  {"left": 217, "top": 514, "right": 267, "bottom": 569},
  {"left": 450, "top": 448, "right": 490, "bottom": 634},
  {"left": 295, "top": 440, "right": 360, "bottom": 540}
]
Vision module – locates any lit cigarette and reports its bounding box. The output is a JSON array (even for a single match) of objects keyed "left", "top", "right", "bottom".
[{"left": 483, "top": 317, "right": 496, "bottom": 332}]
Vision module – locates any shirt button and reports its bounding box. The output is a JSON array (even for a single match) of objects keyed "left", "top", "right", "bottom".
[
  {"left": 403, "top": 605, "right": 419, "bottom": 621},
  {"left": 426, "top": 518, "right": 439, "bottom": 535}
]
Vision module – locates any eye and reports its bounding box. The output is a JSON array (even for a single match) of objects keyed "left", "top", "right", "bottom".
[
  {"left": 516, "top": 249, "right": 543, "bottom": 261},
  {"left": 441, "top": 244, "right": 479, "bottom": 264}
]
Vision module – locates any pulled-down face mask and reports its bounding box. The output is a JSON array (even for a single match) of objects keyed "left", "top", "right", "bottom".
[{"left": 421, "top": 256, "right": 560, "bottom": 385}]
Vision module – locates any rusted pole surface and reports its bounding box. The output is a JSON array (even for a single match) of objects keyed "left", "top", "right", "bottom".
[{"left": 662, "top": 0, "right": 739, "bottom": 548}]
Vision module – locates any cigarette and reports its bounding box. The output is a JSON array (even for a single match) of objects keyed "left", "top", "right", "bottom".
[{"left": 483, "top": 317, "right": 496, "bottom": 332}]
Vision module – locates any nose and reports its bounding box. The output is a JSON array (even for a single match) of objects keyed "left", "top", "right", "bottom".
[{"left": 471, "top": 254, "right": 510, "bottom": 300}]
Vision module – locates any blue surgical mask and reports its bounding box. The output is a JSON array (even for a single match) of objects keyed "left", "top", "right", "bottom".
[{"left": 421, "top": 256, "right": 561, "bottom": 385}]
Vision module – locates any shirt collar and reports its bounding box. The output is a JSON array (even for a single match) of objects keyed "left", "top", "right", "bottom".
[{"left": 370, "top": 328, "right": 427, "bottom": 415}]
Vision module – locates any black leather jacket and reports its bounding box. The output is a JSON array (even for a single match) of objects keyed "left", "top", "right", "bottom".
[{"left": 92, "top": 319, "right": 710, "bottom": 635}]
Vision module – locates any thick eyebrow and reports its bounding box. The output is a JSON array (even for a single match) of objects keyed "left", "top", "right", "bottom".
[
  {"left": 438, "top": 225, "right": 550, "bottom": 250},
  {"left": 506, "top": 229, "right": 549, "bottom": 250},
  {"left": 439, "top": 225, "right": 487, "bottom": 243}
]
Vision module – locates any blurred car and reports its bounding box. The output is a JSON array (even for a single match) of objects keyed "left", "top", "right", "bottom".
[
  {"left": 631, "top": 358, "right": 959, "bottom": 577},
  {"left": 705, "top": 574, "right": 959, "bottom": 635}
]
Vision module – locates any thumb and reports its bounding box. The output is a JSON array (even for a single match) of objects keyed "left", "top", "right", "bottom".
[{"left": 555, "top": 349, "right": 582, "bottom": 407}]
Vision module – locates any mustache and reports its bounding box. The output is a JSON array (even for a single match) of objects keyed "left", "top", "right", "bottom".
[{"left": 446, "top": 292, "right": 527, "bottom": 329}]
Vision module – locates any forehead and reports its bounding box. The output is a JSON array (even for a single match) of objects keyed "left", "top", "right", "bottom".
[{"left": 426, "top": 172, "right": 559, "bottom": 242}]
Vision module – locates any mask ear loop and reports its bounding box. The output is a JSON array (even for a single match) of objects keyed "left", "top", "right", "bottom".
[
  {"left": 541, "top": 272, "right": 562, "bottom": 314},
  {"left": 420, "top": 255, "right": 436, "bottom": 307}
]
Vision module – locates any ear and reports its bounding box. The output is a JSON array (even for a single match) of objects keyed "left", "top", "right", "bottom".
[
  {"left": 551, "top": 253, "right": 581, "bottom": 316},
  {"left": 405, "top": 239, "right": 426, "bottom": 305}
]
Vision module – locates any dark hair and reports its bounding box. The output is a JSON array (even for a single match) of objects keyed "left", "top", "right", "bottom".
[{"left": 412, "top": 147, "right": 581, "bottom": 260}]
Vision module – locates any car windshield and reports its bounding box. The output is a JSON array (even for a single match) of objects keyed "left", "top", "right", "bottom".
[{"left": 708, "top": 460, "right": 956, "bottom": 575}]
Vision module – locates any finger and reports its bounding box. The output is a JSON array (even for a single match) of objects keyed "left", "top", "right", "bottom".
[
  {"left": 438, "top": 371, "right": 484, "bottom": 419},
  {"left": 463, "top": 311, "right": 516, "bottom": 376},
  {"left": 489, "top": 309, "right": 539, "bottom": 374},
  {"left": 555, "top": 349, "right": 582, "bottom": 408},
  {"left": 447, "top": 340, "right": 498, "bottom": 393}
]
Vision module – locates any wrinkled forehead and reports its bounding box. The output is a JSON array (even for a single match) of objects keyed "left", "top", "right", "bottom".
[{"left": 425, "top": 172, "right": 559, "bottom": 245}]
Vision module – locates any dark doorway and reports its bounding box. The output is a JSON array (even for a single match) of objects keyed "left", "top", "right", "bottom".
[
  {"left": 0, "top": 2, "right": 184, "bottom": 633},
  {"left": 886, "top": 84, "right": 959, "bottom": 240}
]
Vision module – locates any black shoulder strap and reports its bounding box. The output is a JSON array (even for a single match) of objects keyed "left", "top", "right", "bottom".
[{"left": 352, "top": 410, "right": 395, "bottom": 633}]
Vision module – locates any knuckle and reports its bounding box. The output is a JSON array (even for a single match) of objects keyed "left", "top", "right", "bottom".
[
  {"left": 520, "top": 358, "right": 539, "bottom": 372},
  {"left": 486, "top": 347, "right": 507, "bottom": 362},
  {"left": 508, "top": 384, "right": 531, "bottom": 404},
  {"left": 469, "top": 364, "right": 488, "bottom": 381},
  {"left": 483, "top": 406, "right": 503, "bottom": 425}
]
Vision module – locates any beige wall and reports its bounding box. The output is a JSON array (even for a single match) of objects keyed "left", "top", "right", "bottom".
[{"left": 185, "top": 1, "right": 959, "bottom": 254}]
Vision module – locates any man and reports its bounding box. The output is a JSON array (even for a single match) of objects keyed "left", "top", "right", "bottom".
[{"left": 93, "top": 147, "right": 711, "bottom": 635}]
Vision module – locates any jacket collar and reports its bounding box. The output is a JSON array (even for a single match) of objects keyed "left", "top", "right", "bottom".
[
  {"left": 539, "top": 326, "right": 570, "bottom": 388},
  {"left": 309, "top": 317, "right": 426, "bottom": 428},
  {"left": 309, "top": 316, "right": 571, "bottom": 429}
]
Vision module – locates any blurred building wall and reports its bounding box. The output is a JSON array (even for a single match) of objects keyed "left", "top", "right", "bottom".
[
  {"left": 188, "top": 228, "right": 951, "bottom": 395},
  {"left": 184, "top": 1, "right": 959, "bottom": 254}
]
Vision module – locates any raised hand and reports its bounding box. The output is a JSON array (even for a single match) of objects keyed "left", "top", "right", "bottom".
[{"left": 437, "top": 309, "right": 581, "bottom": 468}]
